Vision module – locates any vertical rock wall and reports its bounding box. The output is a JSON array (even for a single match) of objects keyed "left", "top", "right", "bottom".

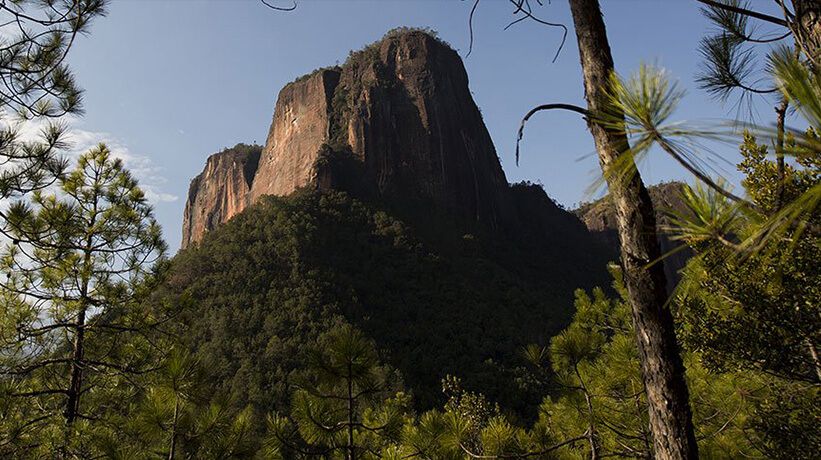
[
  {"left": 337, "top": 31, "right": 513, "bottom": 228},
  {"left": 183, "top": 30, "right": 524, "bottom": 246},
  {"left": 249, "top": 69, "right": 340, "bottom": 202},
  {"left": 182, "top": 144, "right": 261, "bottom": 248}
]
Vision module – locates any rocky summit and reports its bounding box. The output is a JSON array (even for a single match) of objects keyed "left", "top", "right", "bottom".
[{"left": 183, "top": 30, "right": 517, "bottom": 248}]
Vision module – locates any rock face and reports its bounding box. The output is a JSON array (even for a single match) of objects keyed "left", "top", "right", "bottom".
[
  {"left": 333, "top": 31, "right": 513, "bottom": 228},
  {"left": 574, "top": 182, "right": 694, "bottom": 292},
  {"left": 182, "top": 30, "right": 534, "bottom": 246},
  {"left": 182, "top": 144, "right": 261, "bottom": 249},
  {"left": 250, "top": 70, "right": 340, "bottom": 202}
]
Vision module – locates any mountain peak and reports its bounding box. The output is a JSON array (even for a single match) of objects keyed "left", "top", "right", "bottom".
[{"left": 182, "top": 28, "right": 514, "bottom": 247}]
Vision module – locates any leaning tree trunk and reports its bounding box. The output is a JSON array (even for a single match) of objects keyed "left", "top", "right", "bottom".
[{"left": 567, "top": 1, "right": 698, "bottom": 459}]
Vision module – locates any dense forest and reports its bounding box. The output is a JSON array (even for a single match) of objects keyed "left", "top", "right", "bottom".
[{"left": 1, "top": 1, "right": 821, "bottom": 459}]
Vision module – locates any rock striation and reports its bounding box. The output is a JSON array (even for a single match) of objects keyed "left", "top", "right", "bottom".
[
  {"left": 182, "top": 30, "right": 517, "bottom": 247},
  {"left": 182, "top": 30, "right": 573, "bottom": 247},
  {"left": 182, "top": 143, "right": 261, "bottom": 249},
  {"left": 250, "top": 69, "right": 340, "bottom": 202}
]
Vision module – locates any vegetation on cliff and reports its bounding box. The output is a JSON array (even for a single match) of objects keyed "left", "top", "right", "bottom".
[{"left": 162, "top": 187, "right": 611, "bottom": 420}]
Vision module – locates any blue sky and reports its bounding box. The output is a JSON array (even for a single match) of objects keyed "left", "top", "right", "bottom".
[{"left": 61, "top": 0, "right": 790, "bottom": 252}]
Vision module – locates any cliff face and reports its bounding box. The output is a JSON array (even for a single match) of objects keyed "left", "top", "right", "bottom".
[
  {"left": 250, "top": 69, "right": 340, "bottom": 202},
  {"left": 574, "top": 182, "right": 694, "bottom": 292},
  {"left": 333, "top": 31, "right": 513, "bottom": 228},
  {"left": 183, "top": 31, "right": 516, "bottom": 247},
  {"left": 188, "top": 30, "right": 607, "bottom": 247},
  {"left": 182, "top": 144, "right": 261, "bottom": 249}
]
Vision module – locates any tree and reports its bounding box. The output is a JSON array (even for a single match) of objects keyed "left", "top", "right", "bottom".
[
  {"left": 0, "top": 144, "right": 166, "bottom": 458},
  {"left": 0, "top": 0, "right": 108, "bottom": 201},
  {"left": 676, "top": 132, "right": 821, "bottom": 383},
  {"left": 264, "top": 325, "right": 407, "bottom": 460},
  {"left": 673, "top": 131, "right": 821, "bottom": 459},
  {"left": 258, "top": 3, "right": 699, "bottom": 457},
  {"left": 536, "top": 266, "right": 768, "bottom": 460},
  {"left": 695, "top": 0, "right": 820, "bottom": 227},
  {"left": 565, "top": 2, "right": 698, "bottom": 459},
  {"left": 101, "top": 351, "right": 257, "bottom": 460},
  {"left": 500, "top": 2, "right": 702, "bottom": 456}
]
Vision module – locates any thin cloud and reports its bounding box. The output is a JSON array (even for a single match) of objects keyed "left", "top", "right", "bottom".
[{"left": 2, "top": 112, "right": 178, "bottom": 204}]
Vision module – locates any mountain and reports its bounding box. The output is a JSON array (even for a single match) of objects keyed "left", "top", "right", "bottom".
[
  {"left": 183, "top": 29, "right": 518, "bottom": 248},
  {"left": 168, "top": 28, "right": 616, "bottom": 418},
  {"left": 574, "top": 181, "right": 694, "bottom": 292}
]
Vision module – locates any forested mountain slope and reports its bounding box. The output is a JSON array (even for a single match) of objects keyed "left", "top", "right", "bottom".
[{"left": 162, "top": 188, "right": 612, "bottom": 416}]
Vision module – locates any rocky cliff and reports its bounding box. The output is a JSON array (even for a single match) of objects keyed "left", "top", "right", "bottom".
[
  {"left": 250, "top": 69, "right": 340, "bottom": 202},
  {"left": 574, "top": 181, "right": 694, "bottom": 292},
  {"left": 182, "top": 144, "right": 261, "bottom": 249},
  {"left": 182, "top": 30, "right": 515, "bottom": 247}
]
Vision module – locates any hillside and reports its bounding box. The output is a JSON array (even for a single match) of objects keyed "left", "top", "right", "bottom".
[
  {"left": 166, "top": 29, "right": 617, "bottom": 422},
  {"left": 164, "top": 189, "right": 612, "bottom": 417}
]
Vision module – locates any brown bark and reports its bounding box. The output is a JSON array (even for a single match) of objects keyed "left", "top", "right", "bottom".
[
  {"left": 65, "top": 243, "right": 93, "bottom": 427},
  {"left": 575, "top": 365, "right": 598, "bottom": 460},
  {"left": 65, "top": 308, "right": 86, "bottom": 426},
  {"left": 774, "top": 99, "right": 788, "bottom": 212},
  {"left": 347, "top": 361, "right": 355, "bottom": 460},
  {"left": 806, "top": 338, "right": 821, "bottom": 382},
  {"left": 169, "top": 397, "right": 180, "bottom": 460},
  {"left": 791, "top": 0, "right": 821, "bottom": 68},
  {"left": 566, "top": 1, "right": 698, "bottom": 459}
]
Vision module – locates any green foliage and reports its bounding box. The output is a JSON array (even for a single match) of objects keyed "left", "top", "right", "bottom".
[
  {"left": 264, "top": 325, "right": 408, "bottom": 459},
  {"left": 676, "top": 131, "right": 820, "bottom": 379},
  {"left": 441, "top": 375, "right": 500, "bottom": 453},
  {"left": 673, "top": 131, "right": 821, "bottom": 458},
  {"left": 0, "top": 0, "right": 108, "bottom": 201},
  {"left": 162, "top": 188, "right": 597, "bottom": 425},
  {"left": 0, "top": 144, "right": 166, "bottom": 458},
  {"left": 106, "top": 351, "right": 257, "bottom": 460},
  {"left": 531, "top": 267, "right": 764, "bottom": 459},
  {"left": 327, "top": 269, "right": 771, "bottom": 460},
  {"left": 0, "top": 0, "right": 107, "bottom": 118}
]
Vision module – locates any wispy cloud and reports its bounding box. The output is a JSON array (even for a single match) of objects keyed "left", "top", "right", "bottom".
[{"left": 3, "top": 113, "right": 178, "bottom": 204}]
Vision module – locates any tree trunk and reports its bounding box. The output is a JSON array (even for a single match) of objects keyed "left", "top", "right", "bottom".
[
  {"left": 806, "top": 337, "right": 821, "bottom": 382},
  {"left": 169, "top": 397, "right": 180, "bottom": 460},
  {"left": 792, "top": 0, "right": 821, "bottom": 68},
  {"left": 65, "top": 307, "right": 86, "bottom": 426},
  {"left": 567, "top": 1, "right": 698, "bottom": 459},
  {"left": 347, "top": 362, "right": 355, "bottom": 460}
]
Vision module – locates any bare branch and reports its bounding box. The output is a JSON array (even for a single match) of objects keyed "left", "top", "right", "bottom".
[
  {"left": 467, "top": 0, "right": 481, "bottom": 58},
  {"left": 697, "top": 0, "right": 789, "bottom": 27},
  {"left": 260, "top": 0, "right": 297, "bottom": 11},
  {"left": 515, "top": 103, "right": 589, "bottom": 165}
]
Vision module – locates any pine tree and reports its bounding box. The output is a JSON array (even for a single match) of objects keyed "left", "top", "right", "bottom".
[
  {"left": 0, "top": 0, "right": 108, "bottom": 202},
  {"left": 264, "top": 325, "right": 407, "bottom": 460},
  {"left": 0, "top": 144, "right": 165, "bottom": 458},
  {"left": 101, "top": 351, "right": 257, "bottom": 460}
]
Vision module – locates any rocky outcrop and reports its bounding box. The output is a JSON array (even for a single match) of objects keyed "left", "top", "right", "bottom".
[
  {"left": 574, "top": 182, "right": 694, "bottom": 292},
  {"left": 332, "top": 31, "right": 514, "bottom": 228},
  {"left": 182, "top": 144, "right": 261, "bottom": 248},
  {"left": 249, "top": 69, "right": 340, "bottom": 202},
  {"left": 183, "top": 30, "right": 519, "bottom": 247}
]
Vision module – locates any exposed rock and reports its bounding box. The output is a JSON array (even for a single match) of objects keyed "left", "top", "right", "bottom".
[
  {"left": 181, "top": 144, "right": 261, "bottom": 249},
  {"left": 574, "top": 181, "right": 694, "bottom": 292},
  {"left": 332, "top": 31, "right": 514, "bottom": 228},
  {"left": 183, "top": 30, "right": 597, "bottom": 248},
  {"left": 249, "top": 69, "right": 340, "bottom": 202}
]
